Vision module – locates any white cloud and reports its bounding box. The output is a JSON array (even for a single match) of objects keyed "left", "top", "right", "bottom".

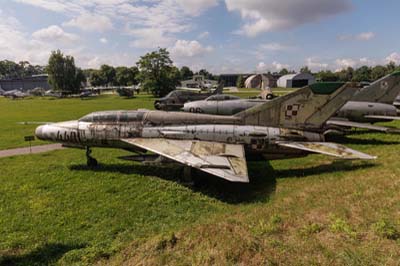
[
  {"left": 129, "top": 28, "right": 175, "bottom": 49},
  {"left": 0, "top": 11, "right": 75, "bottom": 65},
  {"left": 272, "top": 61, "right": 289, "bottom": 71},
  {"left": 170, "top": 40, "right": 213, "bottom": 58},
  {"left": 338, "top": 31, "right": 375, "bottom": 41},
  {"left": 32, "top": 25, "right": 79, "bottom": 43},
  {"left": 175, "top": 0, "right": 218, "bottom": 15},
  {"left": 63, "top": 13, "right": 113, "bottom": 32},
  {"left": 197, "top": 31, "right": 210, "bottom": 39},
  {"left": 386, "top": 52, "right": 400, "bottom": 64},
  {"left": 100, "top": 37, "right": 108, "bottom": 44},
  {"left": 306, "top": 57, "right": 328, "bottom": 71},
  {"left": 256, "top": 61, "right": 289, "bottom": 72},
  {"left": 13, "top": 0, "right": 216, "bottom": 49},
  {"left": 356, "top": 32, "right": 375, "bottom": 41},
  {"left": 225, "top": 0, "right": 352, "bottom": 37},
  {"left": 335, "top": 57, "right": 375, "bottom": 71},
  {"left": 259, "top": 42, "right": 292, "bottom": 51}
]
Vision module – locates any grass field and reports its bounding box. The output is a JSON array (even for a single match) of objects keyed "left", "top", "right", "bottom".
[
  {"left": 0, "top": 95, "right": 155, "bottom": 150},
  {"left": 0, "top": 94, "right": 399, "bottom": 265}
]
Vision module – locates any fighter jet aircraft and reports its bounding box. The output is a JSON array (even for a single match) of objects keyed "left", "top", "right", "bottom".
[
  {"left": 183, "top": 88, "right": 274, "bottom": 115},
  {"left": 326, "top": 72, "right": 400, "bottom": 133},
  {"left": 183, "top": 72, "right": 400, "bottom": 134},
  {"left": 3, "top": 89, "right": 29, "bottom": 99},
  {"left": 394, "top": 95, "right": 400, "bottom": 108},
  {"left": 35, "top": 82, "right": 375, "bottom": 183},
  {"left": 154, "top": 82, "right": 224, "bottom": 111},
  {"left": 0, "top": 88, "right": 5, "bottom": 96}
]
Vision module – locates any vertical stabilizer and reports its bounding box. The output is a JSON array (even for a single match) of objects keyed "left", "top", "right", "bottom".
[
  {"left": 235, "top": 83, "right": 360, "bottom": 130},
  {"left": 351, "top": 72, "right": 400, "bottom": 104}
]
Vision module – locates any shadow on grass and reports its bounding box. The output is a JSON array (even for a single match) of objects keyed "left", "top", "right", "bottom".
[
  {"left": 326, "top": 134, "right": 400, "bottom": 145},
  {"left": 0, "top": 243, "right": 85, "bottom": 266},
  {"left": 274, "top": 160, "right": 376, "bottom": 179},
  {"left": 69, "top": 162, "right": 277, "bottom": 204},
  {"left": 69, "top": 159, "right": 376, "bottom": 204}
]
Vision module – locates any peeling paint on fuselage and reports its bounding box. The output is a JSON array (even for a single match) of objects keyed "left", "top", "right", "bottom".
[{"left": 35, "top": 110, "right": 324, "bottom": 160}]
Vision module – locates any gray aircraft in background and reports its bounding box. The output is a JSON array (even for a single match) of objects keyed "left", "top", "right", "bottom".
[
  {"left": 154, "top": 82, "right": 224, "bottom": 111},
  {"left": 35, "top": 82, "right": 374, "bottom": 183},
  {"left": 392, "top": 95, "right": 400, "bottom": 108},
  {"left": 3, "top": 89, "right": 29, "bottom": 99},
  {"left": 183, "top": 73, "right": 400, "bottom": 134},
  {"left": 327, "top": 72, "right": 400, "bottom": 133}
]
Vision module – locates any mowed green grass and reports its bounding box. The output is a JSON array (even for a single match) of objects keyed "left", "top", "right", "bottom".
[
  {"left": 0, "top": 95, "right": 155, "bottom": 150},
  {"left": 1, "top": 94, "right": 400, "bottom": 265},
  {"left": 0, "top": 91, "right": 262, "bottom": 150}
]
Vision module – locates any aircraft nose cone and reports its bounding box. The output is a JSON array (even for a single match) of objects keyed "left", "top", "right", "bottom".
[{"left": 35, "top": 125, "right": 45, "bottom": 140}]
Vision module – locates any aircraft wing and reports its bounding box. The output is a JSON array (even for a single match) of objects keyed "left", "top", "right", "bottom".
[
  {"left": 326, "top": 119, "right": 400, "bottom": 134},
  {"left": 364, "top": 115, "right": 400, "bottom": 121},
  {"left": 276, "top": 141, "right": 376, "bottom": 160},
  {"left": 121, "top": 138, "right": 249, "bottom": 183}
]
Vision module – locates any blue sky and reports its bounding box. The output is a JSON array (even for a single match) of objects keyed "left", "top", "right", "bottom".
[{"left": 0, "top": 0, "right": 399, "bottom": 74}]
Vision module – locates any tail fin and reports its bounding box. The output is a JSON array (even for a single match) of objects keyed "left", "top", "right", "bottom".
[
  {"left": 212, "top": 81, "right": 225, "bottom": 95},
  {"left": 235, "top": 82, "right": 359, "bottom": 130},
  {"left": 351, "top": 71, "right": 400, "bottom": 104}
]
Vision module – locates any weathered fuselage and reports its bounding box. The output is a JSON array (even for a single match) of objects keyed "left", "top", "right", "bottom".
[
  {"left": 336, "top": 101, "right": 399, "bottom": 123},
  {"left": 35, "top": 110, "right": 323, "bottom": 160}
]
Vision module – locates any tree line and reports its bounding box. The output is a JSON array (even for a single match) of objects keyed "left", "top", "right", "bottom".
[
  {"left": 296, "top": 63, "right": 400, "bottom": 82},
  {"left": 0, "top": 60, "right": 45, "bottom": 79},
  {"left": 3, "top": 48, "right": 400, "bottom": 96},
  {"left": 48, "top": 48, "right": 217, "bottom": 96}
]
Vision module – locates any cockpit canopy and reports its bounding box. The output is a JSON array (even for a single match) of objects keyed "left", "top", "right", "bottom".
[
  {"left": 205, "top": 95, "right": 240, "bottom": 101},
  {"left": 79, "top": 111, "right": 146, "bottom": 123}
]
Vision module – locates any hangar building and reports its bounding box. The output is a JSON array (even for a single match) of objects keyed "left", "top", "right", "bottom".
[
  {"left": 245, "top": 74, "right": 279, "bottom": 89},
  {"left": 0, "top": 74, "right": 51, "bottom": 91},
  {"left": 277, "top": 73, "right": 315, "bottom": 88}
]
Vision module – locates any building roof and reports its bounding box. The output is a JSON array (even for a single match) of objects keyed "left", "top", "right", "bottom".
[{"left": 278, "top": 73, "right": 315, "bottom": 82}]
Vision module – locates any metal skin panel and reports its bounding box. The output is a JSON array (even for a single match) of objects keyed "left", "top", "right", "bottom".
[
  {"left": 236, "top": 83, "right": 358, "bottom": 131},
  {"left": 326, "top": 119, "right": 400, "bottom": 134},
  {"left": 35, "top": 80, "right": 378, "bottom": 183},
  {"left": 122, "top": 138, "right": 249, "bottom": 183},
  {"left": 184, "top": 100, "right": 263, "bottom": 116},
  {"left": 276, "top": 141, "right": 376, "bottom": 160},
  {"left": 337, "top": 102, "right": 399, "bottom": 123},
  {"left": 351, "top": 72, "right": 400, "bottom": 104}
]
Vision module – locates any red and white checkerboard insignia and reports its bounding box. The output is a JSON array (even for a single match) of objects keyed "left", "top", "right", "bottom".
[{"left": 285, "top": 104, "right": 300, "bottom": 119}]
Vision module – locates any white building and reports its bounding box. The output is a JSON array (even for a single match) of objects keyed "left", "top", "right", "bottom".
[{"left": 277, "top": 73, "right": 315, "bottom": 88}]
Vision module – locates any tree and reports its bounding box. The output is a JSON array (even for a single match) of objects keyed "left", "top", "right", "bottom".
[
  {"left": 300, "top": 66, "right": 312, "bottom": 74},
  {"left": 136, "top": 48, "right": 180, "bottom": 97},
  {"left": 317, "top": 70, "right": 339, "bottom": 82},
  {"left": 236, "top": 75, "right": 245, "bottom": 88},
  {"left": 352, "top": 66, "right": 371, "bottom": 82},
  {"left": 371, "top": 65, "right": 387, "bottom": 81},
  {"left": 74, "top": 68, "right": 87, "bottom": 89},
  {"left": 180, "top": 66, "right": 193, "bottom": 80},
  {"left": 91, "top": 70, "right": 107, "bottom": 87},
  {"left": 115, "top": 66, "right": 139, "bottom": 86},
  {"left": 336, "top": 67, "right": 354, "bottom": 82},
  {"left": 386, "top": 61, "right": 397, "bottom": 74},
  {"left": 99, "top": 64, "right": 116, "bottom": 86},
  {"left": 197, "top": 69, "right": 214, "bottom": 80},
  {"left": 279, "top": 68, "right": 289, "bottom": 75},
  {"left": 47, "top": 50, "right": 82, "bottom": 94}
]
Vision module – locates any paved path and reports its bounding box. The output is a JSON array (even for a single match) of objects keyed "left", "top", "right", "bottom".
[{"left": 0, "top": 144, "right": 64, "bottom": 158}]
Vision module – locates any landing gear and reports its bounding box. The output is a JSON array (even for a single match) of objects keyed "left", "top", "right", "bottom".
[
  {"left": 86, "top": 147, "right": 98, "bottom": 167},
  {"left": 181, "top": 166, "right": 195, "bottom": 185}
]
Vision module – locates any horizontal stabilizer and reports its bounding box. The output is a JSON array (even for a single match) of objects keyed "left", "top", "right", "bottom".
[
  {"left": 364, "top": 115, "right": 400, "bottom": 121},
  {"left": 327, "top": 119, "right": 400, "bottom": 134},
  {"left": 121, "top": 138, "right": 249, "bottom": 182},
  {"left": 276, "top": 141, "right": 376, "bottom": 160}
]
